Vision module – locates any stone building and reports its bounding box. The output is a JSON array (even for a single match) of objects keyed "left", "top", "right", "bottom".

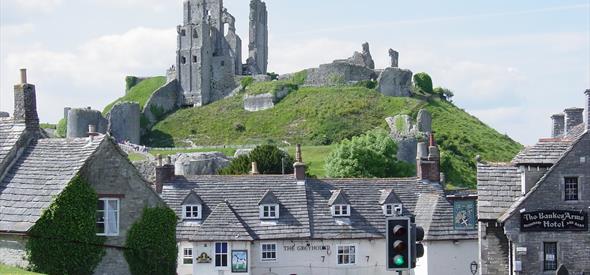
[
  {"left": 0, "top": 70, "right": 164, "bottom": 274},
  {"left": 174, "top": 0, "right": 268, "bottom": 107},
  {"left": 158, "top": 141, "right": 479, "bottom": 275},
  {"left": 477, "top": 90, "right": 590, "bottom": 274}
]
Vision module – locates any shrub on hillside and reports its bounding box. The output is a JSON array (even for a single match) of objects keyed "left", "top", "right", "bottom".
[
  {"left": 325, "top": 129, "right": 415, "bottom": 178},
  {"left": 413, "top": 72, "right": 433, "bottom": 95},
  {"left": 219, "top": 145, "right": 294, "bottom": 175},
  {"left": 56, "top": 118, "right": 67, "bottom": 138},
  {"left": 433, "top": 87, "right": 454, "bottom": 102}
]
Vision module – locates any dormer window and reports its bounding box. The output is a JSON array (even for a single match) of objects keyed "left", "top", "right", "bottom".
[
  {"left": 181, "top": 191, "right": 204, "bottom": 220},
  {"left": 379, "top": 189, "right": 403, "bottom": 216},
  {"left": 258, "top": 189, "right": 281, "bottom": 220},
  {"left": 383, "top": 204, "right": 402, "bottom": 216},
  {"left": 183, "top": 204, "right": 202, "bottom": 220},
  {"left": 332, "top": 204, "right": 350, "bottom": 217},
  {"left": 260, "top": 204, "right": 279, "bottom": 219}
]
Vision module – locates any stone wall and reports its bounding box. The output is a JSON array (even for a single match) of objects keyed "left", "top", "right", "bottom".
[
  {"left": 243, "top": 86, "right": 292, "bottom": 112},
  {"left": 503, "top": 133, "right": 590, "bottom": 275},
  {"left": 248, "top": 0, "right": 268, "bottom": 74},
  {"left": 107, "top": 102, "right": 140, "bottom": 144},
  {"left": 174, "top": 152, "right": 230, "bottom": 176},
  {"left": 142, "top": 80, "right": 180, "bottom": 129},
  {"left": 385, "top": 110, "right": 432, "bottom": 164},
  {"left": 376, "top": 67, "right": 413, "bottom": 97},
  {"left": 305, "top": 63, "right": 377, "bottom": 86},
  {"left": 0, "top": 234, "right": 28, "bottom": 268},
  {"left": 67, "top": 108, "right": 107, "bottom": 138},
  {"left": 0, "top": 111, "right": 9, "bottom": 118},
  {"left": 478, "top": 222, "right": 510, "bottom": 275}
]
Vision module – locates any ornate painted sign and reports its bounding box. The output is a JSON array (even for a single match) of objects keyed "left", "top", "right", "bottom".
[
  {"left": 231, "top": 250, "right": 248, "bottom": 273},
  {"left": 196, "top": 252, "right": 211, "bottom": 263},
  {"left": 520, "top": 210, "right": 588, "bottom": 231}
]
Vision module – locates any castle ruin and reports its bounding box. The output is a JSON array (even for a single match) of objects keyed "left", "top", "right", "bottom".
[{"left": 172, "top": 0, "right": 268, "bottom": 107}]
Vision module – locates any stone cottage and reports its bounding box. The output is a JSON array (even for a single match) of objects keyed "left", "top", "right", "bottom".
[
  {"left": 157, "top": 140, "right": 479, "bottom": 275},
  {"left": 0, "top": 70, "right": 165, "bottom": 274},
  {"left": 477, "top": 90, "right": 590, "bottom": 274}
]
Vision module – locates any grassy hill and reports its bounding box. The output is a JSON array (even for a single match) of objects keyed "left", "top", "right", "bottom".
[
  {"left": 102, "top": 76, "right": 166, "bottom": 114},
  {"left": 143, "top": 85, "right": 522, "bottom": 188}
]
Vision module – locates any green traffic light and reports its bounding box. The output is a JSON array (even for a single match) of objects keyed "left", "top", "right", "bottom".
[{"left": 394, "top": 255, "right": 405, "bottom": 266}]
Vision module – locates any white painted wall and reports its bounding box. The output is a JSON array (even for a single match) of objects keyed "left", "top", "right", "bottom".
[
  {"left": 176, "top": 238, "right": 478, "bottom": 275},
  {"left": 0, "top": 235, "right": 28, "bottom": 269}
]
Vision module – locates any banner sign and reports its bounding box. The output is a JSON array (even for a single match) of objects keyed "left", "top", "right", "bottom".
[{"left": 520, "top": 210, "right": 588, "bottom": 231}]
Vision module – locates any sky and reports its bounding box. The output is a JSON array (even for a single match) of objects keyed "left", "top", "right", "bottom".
[{"left": 0, "top": 0, "right": 589, "bottom": 145}]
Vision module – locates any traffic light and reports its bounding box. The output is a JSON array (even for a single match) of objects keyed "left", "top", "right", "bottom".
[
  {"left": 387, "top": 217, "right": 411, "bottom": 270},
  {"left": 411, "top": 223, "right": 425, "bottom": 268}
]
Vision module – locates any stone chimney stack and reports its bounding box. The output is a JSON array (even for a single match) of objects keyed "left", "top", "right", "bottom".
[
  {"left": 293, "top": 144, "right": 306, "bottom": 185},
  {"left": 585, "top": 89, "right": 590, "bottom": 131},
  {"left": 155, "top": 155, "right": 175, "bottom": 194},
  {"left": 250, "top": 162, "right": 260, "bottom": 175},
  {"left": 417, "top": 133, "right": 441, "bottom": 183},
  {"left": 564, "top": 107, "right": 584, "bottom": 133},
  {"left": 550, "top": 114, "right": 565, "bottom": 138},
  {"left": 13, "top": 69, "right": 39, "bottom": 131}
]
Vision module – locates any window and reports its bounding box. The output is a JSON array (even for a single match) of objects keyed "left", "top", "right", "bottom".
[
  {"left": 261, "top": 243, "right": 277, "bottom": 261},
  {"left": 181, "top": 56, "right": 187, "bottom": 65},
  {"left": 337, "top": 245, "right": 356, "bottom": 265},
  {"left": 332, "top": 204, "right": 350, "bottom": 217},
  {"left": 180, "top": 29, "right": 186, "bottom": 36},
  {"left": 193, "top": 29, "right": 198, "bottom": 38},
  {"left": 96, "top": 198, "right": 119, "bottom": 236},
  {"left": 383, "top": 204, "right": 402, "bottom": 216},
  {"left": 543, "top": 242, "right": 557, "bottom": 271},
  {"left": 453, "top": 200, "right": 476, "bottom": 230},
  {"left": 183, "top": 204, "right": 201, "bottom": 219},
  {"left": 564, "top": 177, "right": 579, "bottom": 201},
  {"left": 192, "top": 55, "right": 198, "bottom": 63},
  {"left": 183, "top": 248, "right": 193, "bottom": 264},
  {"left": 260, "top": 204, "right": 279, "bottom": 219},
  {"left": 215, "top": 242, "right": 228, "bottom": 267}
]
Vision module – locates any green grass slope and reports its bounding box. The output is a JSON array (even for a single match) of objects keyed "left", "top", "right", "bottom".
[
  {"left": 103, "top": 76, "right": 166, "bottom": 114},
  {"left": 146, "top": 86, "right": 522, "bottom": 187}
]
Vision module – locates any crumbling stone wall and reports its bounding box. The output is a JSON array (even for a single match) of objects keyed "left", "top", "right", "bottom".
[
  {"left": 66, "top": 108, "right": 107, "bottom": 138},
  {"left": 107, "top": 102, "right": 140, "bottom": 144},
  {"left": 377, "top": 67, "right": 413, "bottom": 97},
  {"left": 248, "top": 0, "right": 268, "bottom": 74},
  {"left": 142, "top": 80, "right": 180, "bottom": 130},
  {"left": 385, "top": 109, "right": 432, "bottom": 163},
  {"left": 243, "top": 86, "right": 292, "bottom": 111}
]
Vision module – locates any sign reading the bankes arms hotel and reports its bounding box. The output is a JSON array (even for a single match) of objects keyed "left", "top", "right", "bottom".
[{"left": 521, "top": 210, "right": 588, "bottom": 231}]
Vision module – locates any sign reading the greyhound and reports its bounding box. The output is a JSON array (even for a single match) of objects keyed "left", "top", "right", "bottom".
[{"left": 520, "top": 210, "right": 587, "bottom": 231}]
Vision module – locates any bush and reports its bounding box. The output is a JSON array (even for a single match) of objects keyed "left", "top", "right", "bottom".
[
  {"left": 325, "top": 129, "right": 415, "bottom": 178},
  {"left": 354, "top": 80, "right": 377, "bottom": 89},
  {"left": 433, "top": 87, "right": 454, "bottom": 102},
  {"left": 291, "top": 70, "right": 308, "bottom": 85},
  {"left": 240, "top": 76, "right": 254, "bottom": 89},
  {"left": 27, "top": 176, "right": 105, "bottom": 275},
  {"left": 124, "top": 207, "right": 177, "bottom": 275},
  {"left": 56, "top": 118, "right": 67, "bottom": 138},
  {"left": 413, "top": 72, "right": 433, "bottom": 94},
  {"left": 219, "top": 145, "right": 294, "bottom": 175},
  {"left": 125, "top": 76, "right": 141, "bottom": 92},
  {"left": 266, "top": 72, "right": 279, "bottom": 80}
]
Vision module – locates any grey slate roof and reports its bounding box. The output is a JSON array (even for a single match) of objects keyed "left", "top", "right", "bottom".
[
  {"left": 191, "top": 202, "right": 254, "bottom": 241},
  {"left": 476, "top": 163, "right": 522, "bottom": 220},
  {"left": 182, "top": 191, "right": 204, "bottom": 205},
  {"left": 162, "top": 176, "right": 477, "bottom": 242},
  {"left": 512, "top": 123, "right": 586, "bottom": 165},
  {"left": 379, "top": 189, "right": 402, "bottom": 205},
  {"left": 327, "top": 189, "right": 349, "bottom": 206},
  {"left": 258, "top": 189, "right": 279, "bottom": 205},
  {"left": 0, "top": 136, "right": 104, "bottom": 232},
  {"left": 0, "top": 119, "right": 26, "bottom": 168}
]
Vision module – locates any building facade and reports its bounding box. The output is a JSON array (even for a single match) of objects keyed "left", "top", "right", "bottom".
[
  {"left": 477, "top": 90, "right": 590, "bottom": 275},
  {"left": 160, "top": 142, "right": 479, "bottom": 275},
  {"left": 0, "top": 70, "right": 165, "bottom": 275}
]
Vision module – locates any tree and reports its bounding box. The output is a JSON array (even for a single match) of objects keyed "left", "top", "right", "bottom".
[
  {"left": 433, "top": 87, "right": 454, "bottom": 102},
  {"left": 413, "top": 72, "right": 433, "bottom": 95},
  {"left": 220, "top": 145, "right": 294, "bottom": 175},
  {"left": 325, "top": 129, "right": 415, "bottom": 178}
]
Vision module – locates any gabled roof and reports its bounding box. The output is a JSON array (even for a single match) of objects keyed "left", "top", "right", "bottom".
[
  {"left": 0, "top": 135, "right": 105, "bottom": 232},
  {"left": 379, "top": 189, "right": 402, "bottom": 205},
  {"left": 476, "top": 163, "right": 522, "bottom": 220},
  {"left": 181, "top": 190, "right": 203, "bottom": 205},
  {"left": 499, "top": 131, "right": 588, "bottom": 223},
  {"left": 258, "top": 189, "right": 279, "bottom": 205},
  {"left": 0, "top": 119, "right": 26, "bottom": 171},
  {"left": 327, "top": 189, "right": 349, "bottom": 206},
  {"left": 191, "top": 201, "right": 253, "bottom": 241},
  {"left": 512, "top": 123, "right": 586, "bottom": 165}
]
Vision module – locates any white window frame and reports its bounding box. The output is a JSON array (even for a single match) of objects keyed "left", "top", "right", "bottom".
[
  {"left": 332, "top": 204, "right": 351, "bottom": 217},
  {"left": 182, "top": 204, "right": 202, "bottom": 220},
  {"left": 260, "top": 243, "right": 277, "bottom": 262},
  {"left": 336, "top": 244, "right": 356, "bottom": 265},
  {"left": 214, "top": 242, "right": 228, "bottom": 268},
  {"left": 564, "top": 177, "right": 579, "bottom": 201},
  {"left": 183, "top": 247, "right": 193, "bottom": 265},
  {"left": 259, "top": 204, "right": 279, "bottom": 219},
  {"left": 383, "top": 204, "right": 394, "bottom": 216},
  {"left": 96, "top": 198, "right": 119, "bottom": 236}
]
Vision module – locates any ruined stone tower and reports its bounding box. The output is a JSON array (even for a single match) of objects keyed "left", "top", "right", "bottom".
[{"left": 247, "top": 0, "right": 268, "bottom": 75}]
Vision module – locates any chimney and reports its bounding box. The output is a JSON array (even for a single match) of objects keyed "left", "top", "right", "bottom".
[
  {"left": 293, "top": 144, "right": 306, "bottom": 185},
  {"left": 155, "top": 155, "right": 175, "bottom": 194},
  {"left": 13, "top": 69, "right": 39, "bottom": 131},
  {"left": 585, "top": 89, "right": 590, "bottom": 131},
  {"left": 417, "top": 133, "right": 440, "bottom": 183},
  {"left": 564, "top": 107, "right": 584, "bottom": 133},
  {"left": 550, "top": 114, "right": 565, "bottom": 138},
  {"left": 250, "top": 162, "right": 260, "bottom": 175}
]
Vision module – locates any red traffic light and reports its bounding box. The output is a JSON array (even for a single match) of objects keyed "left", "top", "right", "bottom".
[
  {"left": 393, "top": 225, "right": 407, "bottom": 236},
  {"left": 393, "top": 240, "right": 407, "bottom": 252}
]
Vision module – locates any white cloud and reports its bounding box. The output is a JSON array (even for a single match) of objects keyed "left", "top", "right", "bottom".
[{"left": 6, "top": 0, "right": 64, "bottom": 12}]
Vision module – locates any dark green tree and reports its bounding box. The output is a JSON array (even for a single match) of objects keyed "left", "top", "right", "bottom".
[
  {"left": 220, "top": 145, "right": 294, "bottom": 175},
  {"left": 413, "top": 72, "right": 433, "bottom": 95},
  {"left": 325, "top": 129, "right": 415, "bottom": 178}
]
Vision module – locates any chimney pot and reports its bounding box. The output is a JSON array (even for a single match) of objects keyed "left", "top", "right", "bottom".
[
  {"left": 157, "top": 154, "right": 163, "bottom": 166},
  {"left": 550, "top": 114, "right": 565, "bottom": 138},
  {"left": 251, "top": 162, "right": 260, "bottom": 175},
  {"left": 166, "top": 156, "right": 172, "bottom": 165},
  {"left": 564, "top": 107, "right": 584, "bottom": 133},
  {"left": 295, "top": 144, "right": 302, "bottom": 163},
  {"left": 20, "top": 69, "right": 27, "bottom": 84}
]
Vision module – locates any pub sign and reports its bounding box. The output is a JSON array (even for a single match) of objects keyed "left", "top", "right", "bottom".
[{"left": 520, "top": 210, "right": 588, "bottom": 231}]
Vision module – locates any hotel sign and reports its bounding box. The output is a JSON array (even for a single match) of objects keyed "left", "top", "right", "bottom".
[{"left": 520, "top": 210, "right": 588, "bottom": 231}]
